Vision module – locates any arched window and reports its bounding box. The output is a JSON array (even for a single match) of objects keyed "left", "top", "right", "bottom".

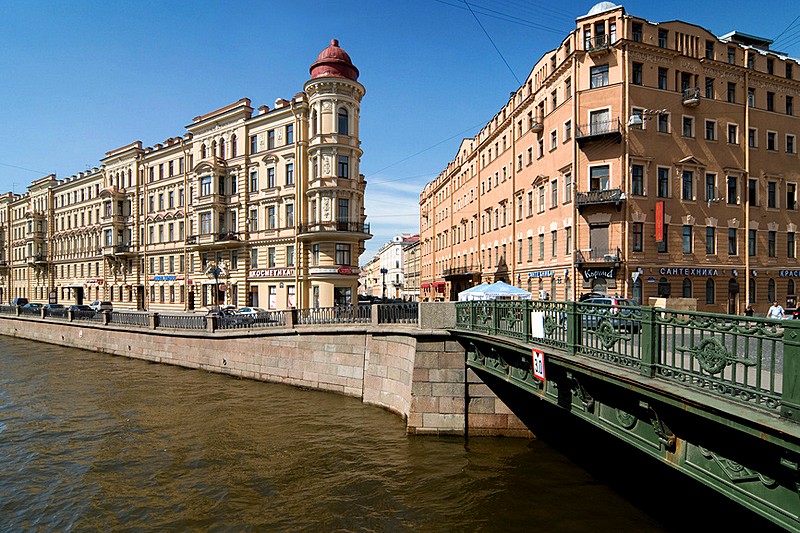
[
  {"left": 201, "top": 144, "right": 207, "bottom": 159},
  {"left": 338, "top": 107, "right": 349, "bottom": 135},
  {"left": 789, "top": 279, "right": 796, "bottom": 296},
  {"left": 311, "top": 110, "right": 317, "bottom": 137},
  {"left": 682, "top": 277, "right": 692, "bottom": 298},
  {"left": 768, "top": 278, "right": 776, "bottom": 303},
  {"left": 632, "top": 278, "right": 642, "bottom": 305},
  {"left": 658, "top": 277, "right": 671, "bottom": 297},
  {"left": 749, "top": 278, "right": 757, "bottom": 303},
  {"left": 231, "top": 134, "right": 237, "bottom": 157},
  {"left": 705, "top": 278, "right": 715, "bottom": 304},
  {"left": 219, "top": 138, "right": 226, "bottom": 159}
]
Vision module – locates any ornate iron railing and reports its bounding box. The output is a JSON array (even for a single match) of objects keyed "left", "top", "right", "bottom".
[
  {"left": 0, "top": 305, "right": 16, "bottom": 315},
  {"left": 295, "top": 305, "right": 371, "bottom": 324},
  {"left": 378, "top": 303, "right": 418, "bottom": 324},
  {"left": 110, "top": 311, "right": 150, "bottom": 327},
  {"left": 44, "top": 307, "right": 68, "bottom": 319},
  {"left": 159, "top": 314, "right": 206, "bottom": 330},
  {"left": 455, "top": 300, "right": 796, "bottom": 419}
]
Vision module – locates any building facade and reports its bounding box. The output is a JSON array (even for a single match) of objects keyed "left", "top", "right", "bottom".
[
  {"left": 360, "top": 234, "right": 419, "bottom": 300},
  {"left": 0, "top": 39, "right": 370, "bottom": 311},
  {"left": 419, "top": 2, "right": 800, "bottom": 314}
]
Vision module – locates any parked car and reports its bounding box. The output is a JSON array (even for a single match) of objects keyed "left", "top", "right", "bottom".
[
  {"left": 784, "top": 308, "right": 800, "bottom": 319},
  {"left": 236, "top": 307, "right": 267, "bottom": 317},
  {"left": 580, "top": 297, "right": 642, "bottom": 332},
  {"left": 90, "top": 301, "right": 113, "bottom": 312},
  {"left": 22, "top": 302, "right": 42, "bottom": 311},
  {"left": 68, "top": 304, "right": 95, "bottom": 313},
  {"left": 12, "top": 297, "right": 29, "bottom": 306},
  {"left": 43, "top": 303, "right": 65, "bottom": 310}
]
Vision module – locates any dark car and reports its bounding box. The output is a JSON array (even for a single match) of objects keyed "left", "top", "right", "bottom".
[
  {"left": 581, "top": 297, "right": 642, "bottom": 332},
  {"left": 22, "top": 302, "right": 43, "bottom": 310},
  {"left": 784, "top": 308, "right": 800, "bottom": 319},
  {"left": 12, "top": 297, "right": 29, "bottom": 306},
  {"left": 68, "top": 304, "right": 95, "bottom": 312}
]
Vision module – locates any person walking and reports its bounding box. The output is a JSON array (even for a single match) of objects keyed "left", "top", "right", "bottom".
[
  {"left": 767, "top": 301, "right": 785, "bottom": 319},
  {"left": 744, "top": 305, "right": 754, "bottom": 317}
]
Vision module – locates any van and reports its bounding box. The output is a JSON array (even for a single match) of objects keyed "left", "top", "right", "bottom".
[
  {"left": 90, "top": 301, "right": 113, "bottom": 312},
  {"left": 12, "top": 297, "right": 29, "bottom": 306}
]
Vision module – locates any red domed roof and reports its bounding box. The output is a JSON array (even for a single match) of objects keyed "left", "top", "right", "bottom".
[{"left": 309, "top": 39, "right": 359, "bottom": 81}]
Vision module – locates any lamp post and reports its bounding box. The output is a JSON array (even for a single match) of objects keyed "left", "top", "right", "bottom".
[
  {"left": 207, "top": 265, "right": 222, "bottom": 310},
  {"left": 380, "top": 268, "right": 388, "bottom": 302}
]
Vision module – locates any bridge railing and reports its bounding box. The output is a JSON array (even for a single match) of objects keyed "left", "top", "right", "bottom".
[
  {"left": 377, "top": 303, "right": 419, "bottom": 324},
  {"left": 295, "top": 305, "right": 371, "bottom": 325},
  {"left": 455, "top": 300, "right": 799, "bottom": 421}
]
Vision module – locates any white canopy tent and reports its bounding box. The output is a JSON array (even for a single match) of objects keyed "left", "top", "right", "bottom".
[{"left": 457, "top": 281, "right": 532, "bottom": 301}]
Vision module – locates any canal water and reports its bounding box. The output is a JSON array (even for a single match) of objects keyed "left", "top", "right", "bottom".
[{"left": 0, "top": 337, "right": 780, "bottom": 532}]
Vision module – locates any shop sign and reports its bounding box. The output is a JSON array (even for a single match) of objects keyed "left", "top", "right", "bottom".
[
  {"left": 655, "top": 201, "right": 665, "bottom": 242},
  {"left": 337, "top": 266, "right": 360, "bottom": 275},
  {"left": 250, "top": 268, "right": 295, "bottom": 279},
  {"left": 85, "top": 279, "right": 97, "bottom": 284},
  {"left": 779, "top": 270, "right": 800, "bottom": 277},
  {"left": 528, "top": 270, "right": 554, "bottom": 278},
  {"left": 308, "top": 267, "right": 360, "bottom": 275},
  {"left": 580, "top": 267, "right": 616, "bottom": 281},
  {"left": 659, "top": 267, "right": 719, "bottom": 276},
  {"left": 153, "top": 275, "right": 177, "bottom": 281}
]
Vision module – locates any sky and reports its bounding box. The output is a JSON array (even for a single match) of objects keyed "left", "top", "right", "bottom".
[{"left": 1, "top": 1, "right": 799, "bottom": 263}]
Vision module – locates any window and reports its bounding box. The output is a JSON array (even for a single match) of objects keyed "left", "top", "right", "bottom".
[
  {"left": 682, "top": 225, "right": 693, "bottom": 253},
  {"left": 589, "top": 165, "right": 609, "bottom": 191},
  {"left": 789, "top": 96, "right": 794, "bottom": 115},
  {"left": 657, "top": 167, "right": 669, "bottom": 198},
  {"left": 727, "top": 176, "right": 738, "bottom": 204},
  {"left": 338, "top": 156, "right": 349, "bottom": 178},
  {"left": 631, "top": 164, "right": 643, "bottom": 195},
  {"left": 338, "top": 198, "right": 349, "bottom": 224},
  {"left": 658, "top": 29, "right": 668, "bottom": 48},
  {"left": 727, "top": 82, "right": 736, "bottom": 103},
  {"left": 200, "top": 176, "right": 212, "bottom": 196},
  {"left": 706, "top": 227, "right": 716, "bottom": 254},
  {"left": 286, "top": 204, "right": 294, "bottom": 227},
  {"left": 551, "top": 231, "right": 557, "bottom": 257},
  {"left": 267, "top": 206, "right": 276, "bottom": 229},
  {"left": 727, "top": 123, "right": 738, "bottom": 144},
  {"left": 657, "top": 113, "right": 669, "bottom": 133},
  {"left": 565, "top": 77, "right": 572, "bottom": 98},
  {"left": 788, "top": 183, "right": 797, "bottom": 210},
  {"left": 682, "top": 278, "right": 693, "bottom": 298},
  {"left": 769, "top": 231, "right": 776, "bottom": 257},
  {"left": 632, "top": 22, "right": 642, "bottom": 42},
  {"left": 682, "top": 171, "right": 693, "bottom": 200},
  {"left": 565, "top": 227, "right": 572, "bottom": 255},
  {"left": 748, "top": 88, "right": 755, "bottom": 107},
  {"left": 705, "top": 174, "right": 716, "bottom": 201},
  {"left": 749, "top": 128, "right": 757, "bottom": 148},
  {"left": 564, "top": 120, "right": 572, "bottom": 140},
  {"left": 632, "top": 62, "right": 643, "bottom": 85},
  {"left": 768, "top": 182, "right": 777, "bottom": 208},
  {"left": 335, "top": 243, "right": 351, "bottom": 265},
  {"left": 705, "top": 77, "right": 714, "bottom": 99},
  {"left": 767, "top": 131, "right": 776, "bottom": 151},
  {"left": 728, "top": 228, "right": 738, "bottom": 255},
  {"left": 200, "top": 212, "right": 212, "bottom": 234},
  {"left": 286, "top": 245, "right": 295, "bottom": 267},
  {"left": 705, "top": 120, "right": 716, "bottom": 141},
  {"left": 311, "top": 243, "right": 319, "bottom": 265},
  {"left": 767, "top": 57, "right": 774, "bottom": 74},
  {"left": 267, "top": 130, "right": 275, "bottom": 149},
  {"left": 658, "top": 67, "right": 668, "bottom": 90},
  {"left": 267, "top": 168, "right": 276, "bottom": 188},
  {"left": 789, "top": 232, "right": 796, "bottom": 258},
  {"left": 550, "top": 129, "right": 557, "bottom": 150},
  {"left": 538, "top": 234, "right": 545, "bottom": 260},
  {"left": 632, "top": 222, "right": 643, "bottom": 251},
  {"left": 286, "top": 163, "right": 294, "bottom": 186},
  {"left": 286, "top": 124, "right": 294, "bottom": 144},
  {"left": 706, "top": 278, "right": 715, "bottom": 304},
  {"left": 551, "top": 179, "right": 558, "bottom": 207},
  {"left": 748, "top": 178, "right": 758, "bottom": 206},
  {"left": 250, "top": 170, "right": 258, "bottom": 192},
  {"left": 788, "top": 63, "right": 794, "bottom": 79},
  {"left": 788, "top": 134, "right": 796, "bottom": 154},
  {"left": 727, "top": 47, "right": 735, "bottom": 64},
  {"left": 748, "top": 229, "right": 757, "bottom": 256},
  {"left": 682, "top": 116, "right": 693, "bottom": 137},
  {"left": 590, "top": 65, "right": 609, "bottom": 88},
  {"left": 564, "top": 173, "right": 572, "bottom": 203},
  {"left": 658, "top": 225, "right": 669, "bottom": 253},
  {"left": 527, "top": 236, "right": 533, "bottom": 261},
  {"left": 705, "top": 40, "right": 714, "bottom": 59},
  {"left": 767, "top": 91, "right": 775, "bottom": 111},
  {"left": 338, "top": 108, "right": 349, "bottom": 134},
  {"left": 250, "top": 135, "right": 258, "bottom": 154}
]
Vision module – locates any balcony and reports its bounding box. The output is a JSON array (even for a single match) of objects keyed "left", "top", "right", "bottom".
[
  {"left": 186, "top": 232, "right": 241, "bottom": 250},
  {"left": 575, "top": 247, "right": 621, "bottom": 266},
  {"left": 682, "top": 87, "right": 701, "bottom": 107},
  {"left": 26, "top": 253, "right": 47, "bottom": 265},
  {"left": 576, "top": 188, "right": 625, "bottom": 211},
  {"left": 585, "top": 34, "right": 610, "bottom": 55},
  {"left": 442, "top": 265, "right": 482, "bottom": 279},
  {"left": 297, "top": 222, "right": 371, "bottom": 240},
  {"left": 530, "top": 117, "right": 544, "bottom": 133},
  {"left": 575, "top": 119, "right": 621, "bottom": 147},
  {"left": 113, "top": 244, "right": 137, "bottom": 256}
]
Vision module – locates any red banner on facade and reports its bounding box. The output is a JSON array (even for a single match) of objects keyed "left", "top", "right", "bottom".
[{"left": 655, "top": 201, "right": 664, "bottom": 242}]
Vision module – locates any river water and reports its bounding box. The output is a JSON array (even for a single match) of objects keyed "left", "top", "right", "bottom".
[{"left": 0, "top": 337, "right": 780, "bottom": 532}]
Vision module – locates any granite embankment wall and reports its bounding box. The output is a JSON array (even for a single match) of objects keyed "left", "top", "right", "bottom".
[{"left": 0, "top": 306, "right": 529, "bottom": 437}]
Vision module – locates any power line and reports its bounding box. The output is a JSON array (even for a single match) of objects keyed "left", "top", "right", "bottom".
[
  {"left": 0, "top": 161, "right": 48, "bottom": 175},
  {"left": 773, "top": 14, "right": 800, "bottom": 42},
  {"left": 433, "top": 0, "right": 569, "bottom": 35},
  {"left": 463, "top": 0, "right": 523, "bottom": 86}
]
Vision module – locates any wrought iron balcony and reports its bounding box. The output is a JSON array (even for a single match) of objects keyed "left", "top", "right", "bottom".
[
  {"left": 114, "top": 244, "right": 137, "bottom": 256},
  {"left": 682, "top": 87, "right": 701, "bottom": 106},
  {"left": 575, "top": 247, "right": 621, "bottom": 265},
  {"left": 26, "top": 253, "right": 47, "bottom": 264},
  {"left": 585, "top": 34, "right": 610, "bottom": 54},
  {"left": 442, "top": 265, "right": 482, "bottom": 278},
  {"left": 530, "top": 117, "right": 544, "bottom": 133},
  {"left": 576, "top": 188, "right": 624, "bottom": 211},
  {"left": 297, "top": 222, "right": 371, "bottom": 236},
  {"left": 575, "top": 119, "right": 622, "bottom": 146},
  {"left": 186, "top": 232, "right": 242, "bottom": 249}
]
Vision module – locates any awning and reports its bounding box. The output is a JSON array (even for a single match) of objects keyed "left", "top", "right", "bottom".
[
  {"left": 420, "top": 282, "right": 431, "bottom": 289},
  {"left": 432, "top": 281, "right": 446, "bottom": 287}
]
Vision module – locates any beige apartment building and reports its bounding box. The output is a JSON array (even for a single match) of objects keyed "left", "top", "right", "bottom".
[
  {"left": 420, "top": 2, "right": 800, "bottom": 314},
  {"left": 0, "top": 39, "right": 370, "bottom": 311}
]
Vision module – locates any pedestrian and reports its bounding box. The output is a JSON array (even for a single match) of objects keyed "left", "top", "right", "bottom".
[
  {"left": 744, "top": 305, "right": 754, "bottom": 317},
  {"left": 767, "top": 301, "right": 785, "bottom": 319}
]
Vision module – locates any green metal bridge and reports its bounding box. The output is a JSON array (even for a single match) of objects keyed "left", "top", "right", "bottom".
[{"left": 453, "top": 300, "right": 800, "bottom": 531}]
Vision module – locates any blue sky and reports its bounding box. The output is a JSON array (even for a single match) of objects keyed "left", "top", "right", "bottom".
[{"left": 1, "top": 1, "right": 798, "bottom": 262}]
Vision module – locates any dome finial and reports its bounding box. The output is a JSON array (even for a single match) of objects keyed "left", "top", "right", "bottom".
[{"left": 309, "top": 39, "right": 359, "bottom": 81}]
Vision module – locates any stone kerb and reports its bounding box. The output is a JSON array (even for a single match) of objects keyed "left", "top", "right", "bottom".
[{"left": 419, "top": 301, "right": 457, "bottom": 329}]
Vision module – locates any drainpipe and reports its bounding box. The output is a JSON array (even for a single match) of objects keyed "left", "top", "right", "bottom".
[
  {"left": 744, "top": 51, "right": 751, "bottom": 313},
  {"left": 622, "top": 39, "right": 630, "bottom": 300},
  {"left": 571, "top": 48, "right": 579, "bottom": 300}
]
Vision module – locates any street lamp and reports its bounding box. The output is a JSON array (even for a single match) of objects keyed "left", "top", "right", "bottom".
[
  {"left": 380, "top": 268, "right": 388, "bottom": 302},
  {"left": 207, "top": 264, "right": 222, "bottom": 310}
]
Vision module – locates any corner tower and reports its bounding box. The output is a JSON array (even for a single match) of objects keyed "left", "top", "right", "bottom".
[{"left": 301, "top": 39, "right": 369, "bottom": 307}]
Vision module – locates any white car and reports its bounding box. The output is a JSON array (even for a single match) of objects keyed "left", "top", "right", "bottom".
[
  {"left": 90, "top": 301, "right": 113, "bottom": 312},
  {"left": 236, "top": 307, "right": 267, "bottom": 317}
]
